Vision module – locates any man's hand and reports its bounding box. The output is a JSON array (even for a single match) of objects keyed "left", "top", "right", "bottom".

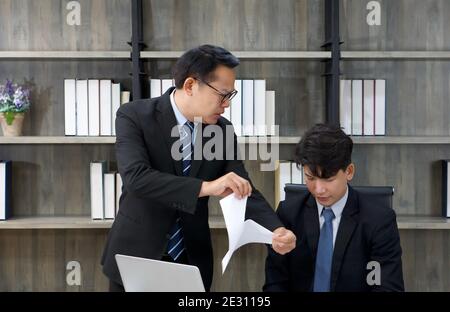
[
  {"left": 199, "top": 172, "right": 252, "bottom": 199},
  {"left": 272, "top": 227, "right": 296, "bottom": 255}
]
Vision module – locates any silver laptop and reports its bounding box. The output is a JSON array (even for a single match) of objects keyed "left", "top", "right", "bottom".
[{"left": 115, "top": 254, "right": 205, "bottom": 292}]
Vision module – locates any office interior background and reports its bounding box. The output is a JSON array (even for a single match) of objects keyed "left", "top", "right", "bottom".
[{"left": 0, "top": 0, "right": 450, "bottom": 291}]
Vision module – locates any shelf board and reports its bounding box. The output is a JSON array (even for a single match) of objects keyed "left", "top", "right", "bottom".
[
  {"left": 0, "top": 215, "right": 447, "bottom": 230},
  {"left": 0, "top": 216, "right": 225, "bottom": 229},
  {"left": 0, "top": 136, "right": 296, "bottom": 145},
  {"left": 240, "top": 136, "right": 450, "bottom": 145},
  {"left": 0, "top": 216, "right": 113, "bottom": 229},
  {"left": 237, "top": 136, "right": 300, "bottom": 144},
  {"left": 0, "top": 136, "right": 116, "bottom": 144},
  {"left": 341, "top": 51, "right": 450, "bottom": 60},
  {"left": 141, "top": 51, "right": 331, "bottom": 59},
  {"left": 351, "top": 136, "right": 450, "bottom": 144},
  {"left": 0, "top": 51, "right": 130, "bottom": 59},
  {"left": 1, "top": 136, "right": 450, "bottom": 145},
  {"left": 208, "top": 215, "right": 226, "bottom": 229},
  {"left": 397, "top": 216, "right": 450, "bottom": 230}
]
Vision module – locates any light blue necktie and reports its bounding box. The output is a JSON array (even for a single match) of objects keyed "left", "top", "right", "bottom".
[
  {"left": 166, "top": 121, "right": 194, "bottom": 261},
  {"left": 313, "top": 207, "right": 335, "bottom": 292}
]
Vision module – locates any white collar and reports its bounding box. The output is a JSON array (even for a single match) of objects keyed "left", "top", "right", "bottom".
[{"left": 316, "top": 186, "right": 349, "bottom": 219}]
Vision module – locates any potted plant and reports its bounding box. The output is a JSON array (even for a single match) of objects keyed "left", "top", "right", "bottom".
[{"left": 0, "top": 79, "right": 31, "bottom": 136}]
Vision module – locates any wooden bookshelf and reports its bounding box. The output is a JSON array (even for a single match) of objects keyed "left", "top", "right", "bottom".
[
  {"left": 0, "top": 215, "right": 448, "bottom": 230},
  {"left": 0, "top": 215, "right": 227, "bottom": 229},
  {"left": 1, "top": 0, "right": 449, "bottom": 292},
  {"left": 1, "top": 136, "right": 450, "bottom": 145},
  {"left": 0, "top": 51, "right": 130, "bottom": 59},
  {"left": 341, "top": 51, "right": 450, "bottom": 60},
  {"left": 141, "top": 51, "right": 331, "bottom": 59}
]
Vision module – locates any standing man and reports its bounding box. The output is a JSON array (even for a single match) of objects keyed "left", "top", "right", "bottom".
[
  {"left": 102, "top": 45, "right": 296, "bottom": 291},
  {"left": 264, "top": 124, "right": 404, "bottom": 292}
]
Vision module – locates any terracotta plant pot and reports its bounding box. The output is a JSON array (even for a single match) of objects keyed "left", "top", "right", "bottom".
[{"left": 0, "top": 112, "right": 25, "bottom": 136}]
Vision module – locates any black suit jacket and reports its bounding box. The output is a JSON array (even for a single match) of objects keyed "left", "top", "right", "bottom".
[
  {"left": 263, "top": 186, "right": 404, "bottom": 292},
  {"left": 101, "top": 88, "right": 283, "bottom": 290}
]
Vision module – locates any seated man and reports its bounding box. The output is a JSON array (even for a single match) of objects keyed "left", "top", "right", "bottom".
[{"left": 264, "top": 124, "right": 404, "bottom": 292}]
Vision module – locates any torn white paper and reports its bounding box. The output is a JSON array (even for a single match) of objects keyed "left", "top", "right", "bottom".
[{"left": 220, "top": 194, "right": 273, "bottom": 274}]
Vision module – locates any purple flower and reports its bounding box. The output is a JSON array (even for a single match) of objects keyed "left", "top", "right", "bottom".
[
  {"left": 0, "top": 80, "right": 31, "bottom": 113},
  {"left": 13, "top": 98, "right": 23, "bottom": 109},
  {"left": 13, "top": 87, "right": 30, "bottom": 109},
  {"left": 5, "top": 80, "right": 14, "bottom": 97}
]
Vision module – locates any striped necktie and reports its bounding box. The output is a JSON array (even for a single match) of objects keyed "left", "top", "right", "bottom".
[{"left": 166, "top": 121, "right": 195, "bottom": 261}]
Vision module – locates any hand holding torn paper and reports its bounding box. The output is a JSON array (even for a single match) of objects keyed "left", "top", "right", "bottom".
[{"left": 220, "top": 193, "right": 273, "bottom": 273}]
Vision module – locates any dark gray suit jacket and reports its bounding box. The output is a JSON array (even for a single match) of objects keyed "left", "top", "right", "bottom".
[{"left": 102, "top": 88, "right": 283, "bottom": 290}]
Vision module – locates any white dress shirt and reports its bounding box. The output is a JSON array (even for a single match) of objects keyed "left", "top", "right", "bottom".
[
  {"left": 316, "top": 186, "right": 349, "bottom": 248},
  {"left": 169, "top": 89, "right": 198, "bottom": 144}
]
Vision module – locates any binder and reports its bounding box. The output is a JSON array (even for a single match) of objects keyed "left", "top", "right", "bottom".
[
  {"left": 0, "top": 160, "right": 12, "bottom": 220},
  {"left": 442, "top": 160, "right": 450, "bottom": 218}
]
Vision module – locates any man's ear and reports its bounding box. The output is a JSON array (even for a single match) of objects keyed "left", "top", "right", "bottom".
[
  {"left": 346, "top": 163, "right": 355, "bottom": 181},
  {"left": 183, "top": 77, "right": 196, "bottom": 96}
]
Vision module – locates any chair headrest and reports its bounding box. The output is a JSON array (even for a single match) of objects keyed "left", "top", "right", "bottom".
[{"left": 284, "top": 184, "right": 394, "bottom": 209}]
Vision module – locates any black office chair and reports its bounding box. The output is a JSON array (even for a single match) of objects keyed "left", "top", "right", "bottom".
[{"left": 284, "top": 184, "right": 394, "bottom": 210}]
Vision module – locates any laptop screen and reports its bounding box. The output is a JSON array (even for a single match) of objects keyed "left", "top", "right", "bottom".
[{"left": 115, "top": 254, "right": 205, "bottom": 292}]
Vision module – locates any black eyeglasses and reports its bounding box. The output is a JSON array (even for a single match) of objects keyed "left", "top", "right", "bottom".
[{"left": 194, "top": 78, "right": 238, "bottom": 104}]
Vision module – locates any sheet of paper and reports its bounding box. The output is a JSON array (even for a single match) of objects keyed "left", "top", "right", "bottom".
[{"left": 220, "top": 194, "right": 273, "bottom": 274}]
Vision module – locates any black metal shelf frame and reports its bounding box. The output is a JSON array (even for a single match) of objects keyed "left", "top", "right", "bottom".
[{"left": 130, "top": 0, "right": 342, "bottom": 122}]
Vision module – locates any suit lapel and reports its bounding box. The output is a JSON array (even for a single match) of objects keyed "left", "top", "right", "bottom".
[
  {"left": 155, "top": 88, "right": 183, "bottom": 176},
  {"left": 303, "top": 196, "right": 320, "bottom": 263},
  {"left": 330, "top": 186, "right": 359, "bottom": 291}
]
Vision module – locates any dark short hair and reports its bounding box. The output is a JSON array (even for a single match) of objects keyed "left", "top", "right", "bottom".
[
  {"left": 172, "top": 44, "right": 240, "bottom": 89},
  {"left": 294, "top": 124, "right": 353, "bottom": 179}
]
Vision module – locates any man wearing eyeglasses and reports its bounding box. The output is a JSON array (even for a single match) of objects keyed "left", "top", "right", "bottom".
[{"left": 101, "top": 44, "right": 296, "bottom": 292}]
